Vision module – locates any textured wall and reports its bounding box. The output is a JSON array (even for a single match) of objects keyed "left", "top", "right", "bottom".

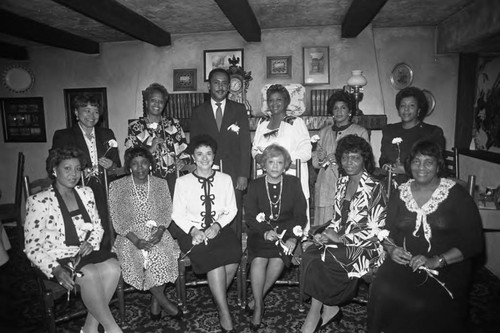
[{"left": 0, "top": 25, "right": 458, "bottom": 203}]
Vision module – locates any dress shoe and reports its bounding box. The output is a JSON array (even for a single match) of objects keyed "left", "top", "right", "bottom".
[
  {"left": 166, "top": 305, "right": 183, "bottom": 321},
  {"left": 150, "top": 310, "right": 162, "bottom": 321},
  {"left": 321, "top": 308, "right": 343, "bottom": 328},
  {"left": 220, "top": 324, "right": 235, "bottom": 333},
  {"left": 249, "top": 307, "right": 265, "bottom": 332}
]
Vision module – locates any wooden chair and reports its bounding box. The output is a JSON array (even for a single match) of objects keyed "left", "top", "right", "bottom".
[
  {"left": 23, "top": 175, "right": 126, "bottom": 332},
  {"left": 175, "top": 163, "right": 245, "bottom": 314},
  {"left": 0, "top": 152, "right": 25, "bottom": 247},
  {"left": 239, "top": 158, "right": 306, "bottom": 312}
]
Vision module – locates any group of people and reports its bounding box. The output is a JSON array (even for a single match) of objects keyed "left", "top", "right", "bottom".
[{"left": 23, "top": 67, "right": 484, "bottom": 333}]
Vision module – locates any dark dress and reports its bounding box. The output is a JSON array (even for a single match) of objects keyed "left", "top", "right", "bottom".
[
  {"left": 244, "top": 175, "right": 307, "bottom": 266},
  {"left": 379, "top": 122, "right": 445, "bottom": 185},
  {"left": 301, "top": 172, "right": 387, "bottom": 306},
  {"left": 367, "top": 179, "right": 484, "bottom": 333},
  {"left": 52, "top": 125, "right": 121, "bottom": 252},
  {"left": 171, "top": 172, "right": 241, "bottom": 274}
]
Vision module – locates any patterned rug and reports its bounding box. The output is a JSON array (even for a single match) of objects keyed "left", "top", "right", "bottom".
[{"left": 2, "top": 225, "right": 500, "bottom": 333}]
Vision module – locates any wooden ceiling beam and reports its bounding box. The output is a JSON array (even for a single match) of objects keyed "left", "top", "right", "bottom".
[
  {"left": 437, "top": 0, "right": 500, "bottom": 54},
  {"left": 0, "top": 41, "right": 29, "bottom": 60},
  {"left": 0, "top": 9, "right": 99, "bottom": 54},
  {"left": 52, "top": 0, "right": 171, "bottom": 47},
  {"left": 215, "top": 0, "right": 261, "bottom": 42},
  {"left": 342, "top": 0, "right": 388, "bottom": 38}
]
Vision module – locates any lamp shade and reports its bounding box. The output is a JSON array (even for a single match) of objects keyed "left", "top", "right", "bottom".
[{"left": 347, "top": 70, "right": 367, "bottom": 87}]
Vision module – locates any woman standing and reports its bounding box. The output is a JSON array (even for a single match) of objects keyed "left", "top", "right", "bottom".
[
  {"left": 109, "top": 147, "right": 181, "bottom": 321},
  {"left": 172, "top": 135, "right": 241, "bottom": 333},
  {"left": 252, "top": 84, "right": 312, "bottom": 225},
  {"left": 312, "top": 90, "right": 369, "bottom": 226},
  {"left": 368, "top": 141, "right": 483, "bottom": 333},
  {"left": 379, "top": 86, "right": 444, "bottom": 186},
  {"left": 300, "top": 135, "right": 387, "bottom": 333},
  {"left": 52, "top": 93, "right": 121, "bottom": 251},
  {"left": 125, "top": 83, "right": 190, "bottom": 195},
  {"left": 245, "top": 144, "right": 308, "bottom": 331},
  {"left": 25, "top": 147, "right": 122, "bottom": 333}
]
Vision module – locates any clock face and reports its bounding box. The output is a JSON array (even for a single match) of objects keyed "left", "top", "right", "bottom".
[{"left": 230, "top": 77, "right": 243, "bottom": 92}]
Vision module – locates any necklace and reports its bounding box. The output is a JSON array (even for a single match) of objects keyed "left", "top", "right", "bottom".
[
  {"left": 131, "top": 174, "right": 150, "bottom": 205},
  {"left": 265, "top": 175, "right": 283, "bottom": 221}
]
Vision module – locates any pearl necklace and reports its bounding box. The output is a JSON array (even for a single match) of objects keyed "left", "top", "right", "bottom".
[
  {"left": 131, "top": 174, "right": 150, "bottom": 205},
  {"left": 265, "top": 175, "right": 283, "bottom": 221}
]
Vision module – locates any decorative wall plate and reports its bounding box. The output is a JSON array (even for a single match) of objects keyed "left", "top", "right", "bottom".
[
  {"left": 2, "top": 65, "right": 34, "bottom": 93},
  {"left": 390, "top": 63, "right": 413, "bottom": 90},
  {"left": 422, "top": 89, "right": 436, "bottom": 116}
]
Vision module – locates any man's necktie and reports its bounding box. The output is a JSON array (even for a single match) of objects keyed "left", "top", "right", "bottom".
[{"left": 215, "top": 102, "right": 223, "bottom": 131}]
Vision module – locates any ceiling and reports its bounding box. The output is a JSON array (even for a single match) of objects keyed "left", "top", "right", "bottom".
[{"left": 0, "top": 0, "right": 498, "bottom": 60}]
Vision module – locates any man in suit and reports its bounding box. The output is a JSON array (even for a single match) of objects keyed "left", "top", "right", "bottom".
[
  {"left": 190, "top": 68, "right": 251, "bottom": 238},
  {"left": 52, "top": 93, "right": 121, "bottom": 251}
]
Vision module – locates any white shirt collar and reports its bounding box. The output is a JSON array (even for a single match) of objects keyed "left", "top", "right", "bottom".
[{"left": 211, "top": 98, "right": 226, "bottom": 118}]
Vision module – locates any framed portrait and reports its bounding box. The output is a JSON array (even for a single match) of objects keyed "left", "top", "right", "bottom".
[
  {"left": 303, "top": 46, "right": 330, "bottom": 85},
  {"left": 203, "top": 48, "right": 244, "bottom": 81},
  {"left": 64, "top": 87, "right": 108, "bottom": 129},
  {"left": 1, "top": 97, "right": 46, "bottom": 142},
  {"left": 267, "top": 56, "right": 292, "bottom": 79},
  {"left": 173, "top": 69, "right": 197, "bottom": 91}
]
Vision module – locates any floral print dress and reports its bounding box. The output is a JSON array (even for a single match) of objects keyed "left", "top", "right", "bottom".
[
  {"left": 125, "top": 116, "right": 189, "bottom": 184},
  {"left": 301, "top": 171, "right": 387, "bottom": 305}
]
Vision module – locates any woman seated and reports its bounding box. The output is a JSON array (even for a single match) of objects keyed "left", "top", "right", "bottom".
[
  {"left": 312, "top": 90, "right": 369, "bottom": 226},
  {"left": 245, "top": 144, "right": 308, "bottom": 331},
  {"left": 367, "top": 141, "right": 484, "bottom": 333},
  {"left": 125, "top": 82, "right": 190, "bottom": 195},
  {"left": 171, "top": 134, "right": 241, "bottom": 333},
  {"left": 24, "top": 147, "right": 122, "bottom": 333},
  {"left": 252, "top": 84, "right": 312, "bottom": 226},
  {"left": 379, "top": 86, "right": 445, "bottom": 187},
  {"left": 108, "top": 147, "right": 181, "bottom": 321},
  {"left": 300, "top": 135, "right": 387, "bottom": 333}
]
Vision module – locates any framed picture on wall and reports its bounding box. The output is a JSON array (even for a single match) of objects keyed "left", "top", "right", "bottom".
[
  {"left": 303, "top": 46, "right": 330, "bottom": 85},
  {"left": 203, "top": 48, "right": 244, "bottom": 81},
  {"left": 173, "top": 69, "right": 197, "bottom": 91},
  {"left": 1, "top": 97, "right": 47, "bottom": 142},
  {"left": 64, "top": 87, "right": 108, "bottom": 129},
  {"left": 267, "top": 56, "right": 292, "bottom": 79}
]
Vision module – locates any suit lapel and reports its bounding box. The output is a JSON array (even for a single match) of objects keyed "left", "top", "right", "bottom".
[
  {"left": 94, "top": 128, "right": 106, "bottom": 158},
  {"left": 72, "top": 126, "right": 92, "bottom": 166}
]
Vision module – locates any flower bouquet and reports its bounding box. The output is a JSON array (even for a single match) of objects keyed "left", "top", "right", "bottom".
[
  {"left": 292, "top": 224, "right": 338, "bottom": 262},
  {"left": 61, "top": 223, "right": 93, "bottom": 300},
  {"left": 311, "top": 135, "right": 334, "bottom": 169}
]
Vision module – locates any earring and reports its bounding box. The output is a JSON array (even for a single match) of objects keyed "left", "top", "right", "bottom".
[
  {"left": 149, "top": 165, "right": 152, "bottom": 171},
  {"left": 53, "top": 171, "right": 57, "bottom": 177},
  {"left": 129, "top": 169, "right": 132, "bottom": 173}
]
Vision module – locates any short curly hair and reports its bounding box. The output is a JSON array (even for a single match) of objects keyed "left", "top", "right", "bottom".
[
  {"left": 208, "top": 68, "right": 230, "bottom": 82},
  {"left": 72, "top": 93, "right": 101, "bottom": 113},
  {"left": 260, "top": 144, "right": 292, "bottom": 171},
  {"left": 142, "top": 83, "right": 169, "bottom": 117},
  {"left": 188, "top": 134, "right": 218, "bottom": 156},
  {"left": 395, "top": 86, "right": 429, "bottom": 121},
  {"left": 335, "top": 135, "right": 375, "bottom": 175},
  {"left": 404, "top": 140, "right": 447, "bottom": 178},
  {"left": 326, "top": 90, "right": 355, "bottom": 117},
  {"left": 46, "top": 146, "right": 86, "bottom": 179},
  {"left": 266, "top": 84, "right": 291, "bottom": 110},
  {"left": 124, "top": 146, "right": 155, "bottom": 174}
]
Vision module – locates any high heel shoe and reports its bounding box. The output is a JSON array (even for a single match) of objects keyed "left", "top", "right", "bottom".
[
  {"left": 250, "top": 308, "right": 265, "bottom": 332},
  {"left": 150, "top": 310, "right": 162, "bottom": 321},
  {"left": 165, "top": 305, "right": 183, "bottom": 321},
  {"left": 320, "top": 308, "right": 343, "bottom": 328}
]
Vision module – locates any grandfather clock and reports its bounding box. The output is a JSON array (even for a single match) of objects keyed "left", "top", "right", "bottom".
[{"left": 227, "top": 55, "right": 253, "bottom": 117}]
